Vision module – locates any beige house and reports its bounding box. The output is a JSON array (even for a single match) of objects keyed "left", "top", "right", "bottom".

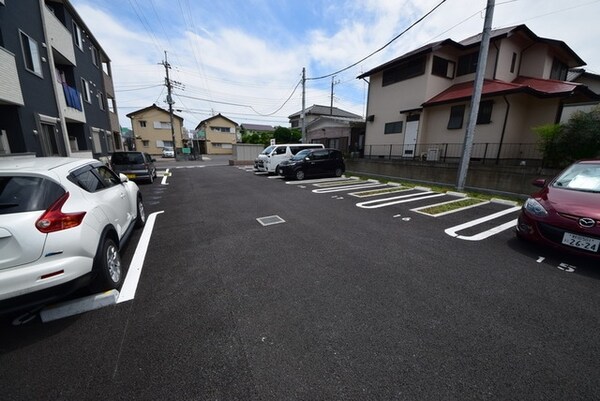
[
  {"left": 358, "top": 25, "right": 599, "bottom": 162},
  {"left": 127, "top": 104, "right": 184, "bottom": 156},
  {"left": 195, "top": 114, "right": 239, "bottom": 155}
]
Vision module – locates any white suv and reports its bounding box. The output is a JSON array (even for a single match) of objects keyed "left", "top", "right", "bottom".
[{"left": 0, "top": 157, "right": 145, "bottom": 315}]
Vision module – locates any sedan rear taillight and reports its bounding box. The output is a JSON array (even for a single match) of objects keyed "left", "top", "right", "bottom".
[{"left": 36, "top": 192, "right": 86, "bottom": 233}]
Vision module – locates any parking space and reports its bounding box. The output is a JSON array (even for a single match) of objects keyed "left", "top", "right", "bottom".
[
  {"left": 245, "top": 172, "right": 523, "bottom": 243},
  {"left": 244, "top": 169, "right": 600, "bottom": 274}
]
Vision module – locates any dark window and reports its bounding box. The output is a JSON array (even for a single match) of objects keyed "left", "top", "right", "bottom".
[
  {"left": 74, "top": 170, "right": 103, "bottom": 192},
  {"left": 0, "top": 176, "right": 65, "bottom": 214},
  {"left": 72, "top": 22, "right": 82, "bottom": 49},
  {"left": 111, "top": 152, "right": 145, "bottom": 165},
  {"left": 432, "top": 56, "right": 455, "bottom": 79},
  {"left": 477, "top": 100, "right": 493, "bottom": 124},
  {"left": 382, "top": 56, "right": 426, "bottom": 86},
  {"left": 550, "top": 58, "right": 568, "bottom": 81},
  {"left": 96, "top": 166, "right": 120, "bottom": 187},
  {"left": 457, "top": 51, "right": 479, "bottom": 76},
  {"left": 384, "top": 121, "right": 403, "bottom": 134},
  {"left": 447, "top": 105, "right": 465, "bottom": 129},
  {"left": 139, "top": 120, "right": 147, "bottom": 127},
  {"left": 312, "top": 150, "right": 329, "bottom": 160},
  {"left": 510, "top": 52, "right": 517, "bottom": 73},
  {"left": 91, "top": 46, "right": 100, "bottom": 67}
]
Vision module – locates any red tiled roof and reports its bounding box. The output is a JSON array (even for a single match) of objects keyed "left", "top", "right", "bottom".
[{"left": 423, "top": 77, "right": 583, "bottom": 106}]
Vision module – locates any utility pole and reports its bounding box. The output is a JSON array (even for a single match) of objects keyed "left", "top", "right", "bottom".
[
  {"left": 330, "top": 75, "right": 335, "bottom": 114},
  {"left": 330, "top": 75, "right": 340, "bottom": 115},
  {"left": 161, "top": 51, "right": 177, "bottom": 160},
  {"left": 456, "top": 0, "right": 495, "bottom": 191},
  {"left": 301, "top": 67, "right": 306, "bottom": 143}
]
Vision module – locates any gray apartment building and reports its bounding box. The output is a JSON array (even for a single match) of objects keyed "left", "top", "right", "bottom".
[{"left": 0, "top": 0, "right": 122, "bottom": 159}]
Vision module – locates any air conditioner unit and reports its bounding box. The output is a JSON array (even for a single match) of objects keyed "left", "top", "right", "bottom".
[{"left": 427, "top": 147, "right": 440, "bottom": 161}]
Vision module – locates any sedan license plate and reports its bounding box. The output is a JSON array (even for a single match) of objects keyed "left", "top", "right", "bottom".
[
  {"left": 126, "top": 174, "right": 136, "bottom": 179},
  {"left": 562, "top": 232, "right": 600, "bottom": 252}
]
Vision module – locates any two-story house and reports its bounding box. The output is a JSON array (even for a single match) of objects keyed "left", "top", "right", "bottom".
[
  {"left": 240, "top": 123, "right": 274, "bottom": 137},
  {"left": 358, "top": 25, "right": 599, "bottom": 162},
  {"left": 127, "top": 104, "right": 184, "bottom": 156},
  {"left": 0, "top": 0, "right": 122, "bottom": 159},
  {"left": 288, "top": 105, "right": 364, "bottom": 152},
  {"left": 195, "top": 114, "right": 239, "bottom": 155}
]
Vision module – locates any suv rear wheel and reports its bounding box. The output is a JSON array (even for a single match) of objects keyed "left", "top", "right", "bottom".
[{"left": 92, "top": 237, "right": 123, "bottom": 291}]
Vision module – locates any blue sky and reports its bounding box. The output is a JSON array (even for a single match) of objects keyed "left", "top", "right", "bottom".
[{"left": 69, "top": 0, "right": 600, "bottom": 131}]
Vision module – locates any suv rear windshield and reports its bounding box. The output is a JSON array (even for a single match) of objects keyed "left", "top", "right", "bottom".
[
  {"left": 112, "top": 152, "right": 145, "bottom": 165},
  {"left": 0, "top": 176, "right": 65, "bottom": 214}
]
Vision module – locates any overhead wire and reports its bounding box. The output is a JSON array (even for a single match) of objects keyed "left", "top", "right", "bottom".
[{"left": 306, "top": 0, "right": 448, "bottom": 81}]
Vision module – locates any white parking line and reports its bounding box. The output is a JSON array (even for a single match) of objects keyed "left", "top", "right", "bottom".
[
  {"left": 444, "top": 206, "right": 520, "bottom": 241},
  {"left": 161, "top": 168, "right": 170, "bottom": 185},
  {"left": 312, "top": 182, "right": 388, "bottom": 194},
  {"left": 117, "top": 211, "right": 164, "bottom": 303},
  {"left": 285, "top": 177, "right": 356, "bottom": 185},
  {"left": 356, "top": 191, "right": 445, "bottom": 209}
]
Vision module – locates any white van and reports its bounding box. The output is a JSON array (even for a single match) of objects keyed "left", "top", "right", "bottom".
[{"left": 254, "top": 143, "right": 325, "bottom": 174}]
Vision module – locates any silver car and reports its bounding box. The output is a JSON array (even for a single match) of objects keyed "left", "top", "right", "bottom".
[{"left": 0, "top": 157, "right": 145, "bottom": 316}]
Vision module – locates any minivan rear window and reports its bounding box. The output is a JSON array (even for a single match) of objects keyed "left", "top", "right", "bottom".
[
  {"left": 0, "top": 176, "right": 65, "bottom": 214},
  {"left": 111, "top": 152, "right": 145, "bottom": 165}
]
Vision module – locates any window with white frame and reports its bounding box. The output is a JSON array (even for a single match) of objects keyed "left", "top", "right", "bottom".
[
  {"left": 91, "top": 128, "right": 102, "bottom": 153},
  {"left": 210, "top": 126, "right": 231, "bottom": 132},
  {"left": 108, "top": 97, "right": 116, "bottom": 113},
  {"left": 72, "top": 22, "right": 83, "bottom": 50},
  {"left": 98, "top": 92, "right": 105, "bottom": 110},
  {"left": 20, "top": 31, "right": 43, "bottom": 76},
  {"left": 81, "top": 78, "right": 91, "bottom": 103},
  {"left": 154, "top": 121, "right": 172, "bottom": 129},
  {"left": 91, "top": 46, "right": 100, "bottom": 67}
]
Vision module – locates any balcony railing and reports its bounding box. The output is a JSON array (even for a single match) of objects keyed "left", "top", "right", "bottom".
[{"left": 363, "top": 142, "right": 544, "bottom": 166}]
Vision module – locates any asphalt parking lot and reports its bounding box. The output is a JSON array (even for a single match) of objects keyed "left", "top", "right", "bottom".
[{"left": 1, "top": 160, "right": 600, "bottom": 401}]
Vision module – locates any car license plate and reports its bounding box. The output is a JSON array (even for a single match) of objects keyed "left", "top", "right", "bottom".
[
  {"left": 126, "top": 174, "right": 136, "bottom": 179},
  {"left": 562, "top": 232, "right": 600, "bottom": 252}
]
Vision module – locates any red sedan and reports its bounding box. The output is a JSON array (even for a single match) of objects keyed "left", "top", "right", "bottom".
[{"left": 516, "top": 160, "right": 600, "bottom": 258}]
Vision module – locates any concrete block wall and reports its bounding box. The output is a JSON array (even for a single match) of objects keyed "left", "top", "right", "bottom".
[{"left": 346, "top": 158, "right": 561, "bottom": 197}]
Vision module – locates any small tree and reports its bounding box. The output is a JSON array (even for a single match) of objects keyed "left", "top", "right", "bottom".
[
  {"left": 242, "top": 132, "right": 273, "bottom": 147},
  {"left": 533, "top": 123, "right": 562, "bottom": 168},
  {"left": 535, "top": 105, "right": 600, "bottom": 168},
  {"left": 273, "top": 126, "right": 301, "bottom": 143}
]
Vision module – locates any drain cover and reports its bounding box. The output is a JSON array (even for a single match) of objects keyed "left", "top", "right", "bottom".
[{"left": 257, "top": 215, "right": 285, "bottom": 226}]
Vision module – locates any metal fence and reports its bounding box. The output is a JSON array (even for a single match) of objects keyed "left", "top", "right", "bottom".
[{"left": 363, "top": 142, "right": 544, "bottom": 166}]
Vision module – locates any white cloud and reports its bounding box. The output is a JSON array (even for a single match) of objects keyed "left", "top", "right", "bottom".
[{"left": 71, "top": 0, "right": 600, "bottom": 130}]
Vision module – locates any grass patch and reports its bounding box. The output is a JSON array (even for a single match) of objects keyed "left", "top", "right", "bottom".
[
  {"left": 346, "top": 172, "right": 523, "bottom": 205},
  {"left": 416, "top": 198, "right": 486, "bottom": 216},
  {"left": 351, "top": 186, "right": 408, "bottom": 197}
]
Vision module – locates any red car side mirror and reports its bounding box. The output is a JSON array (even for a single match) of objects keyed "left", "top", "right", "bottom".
[{"left": 532, "top": 178, "right": 546, "bottom": 188}]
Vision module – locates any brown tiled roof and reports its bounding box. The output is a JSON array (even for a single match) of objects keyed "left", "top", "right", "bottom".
[{"left": 423, "top": 77, "right": 598, "bottom": 106}]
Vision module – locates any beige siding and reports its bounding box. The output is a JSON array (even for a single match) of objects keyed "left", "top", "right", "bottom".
[
  {"left": 131, "top": 108, "right": 184, "bottom": 156},
  {"left": 202, "top": 115, "right": 238, "bottom": 155}
]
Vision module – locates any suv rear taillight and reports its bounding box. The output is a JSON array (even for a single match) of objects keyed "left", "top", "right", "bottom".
[{"left": 36, "top": 192, "right": 86, "bottom": 233}]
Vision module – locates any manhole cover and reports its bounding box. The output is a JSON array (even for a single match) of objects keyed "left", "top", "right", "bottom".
[{"left": 257, "top": 215, "right": 285, "bottom": 226}]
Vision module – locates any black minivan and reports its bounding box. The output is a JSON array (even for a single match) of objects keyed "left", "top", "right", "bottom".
[
  {"left": 278, "top": 148, "right": 345, "bottom": 180},
  {"left": 110, "top": 151, "right": 157, "bottom": 184}
]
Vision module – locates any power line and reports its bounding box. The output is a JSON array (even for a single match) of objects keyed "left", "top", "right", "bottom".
[{"left": 307, "top": 0, "right": 448, "bottom": 81}]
